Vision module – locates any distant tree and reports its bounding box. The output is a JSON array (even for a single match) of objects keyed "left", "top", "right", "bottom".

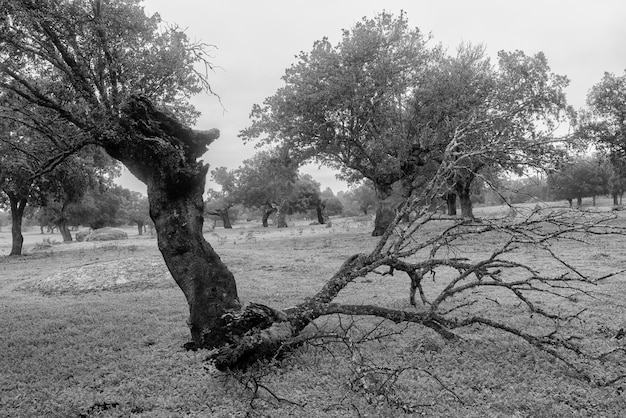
[
  {"left": 410, "top": 45, "right": 571, "bottom": 219},
  {"left": 241, "top": 12, "right": 438, "bottom": 236},
  {"left": 324, "top": 197, "right": 344, "bottom": 217},
  {"left": 205, "top": 167, "right": 238, "bottom": 229},
  {"left": 342, "top": 182, "right": 377, "bottom": 216},
  {"left": 123, "top": 191, "right": 150, "bottom": 235},
  {"left": 548, "top": 156, "right": 610, "bottom": 206},
  {"left": 235, "top": 150, "right": 299, "bottom": 228},
  {"left": 289, "top": 174, "right": 325, "bottom": 224},
  {"left": 579, "top": 71, "right": 626, "bottom": 154},
  {"left": 578, "top": 71, "right": 626, "bottom": 205},
  {"left": 319, "top": 187, "right": 343, "bottom": 217}
]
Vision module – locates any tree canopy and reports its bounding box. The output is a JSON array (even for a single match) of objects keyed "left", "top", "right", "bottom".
[{"left": 241, "top": 12, "right": 572, "bottom": 231}]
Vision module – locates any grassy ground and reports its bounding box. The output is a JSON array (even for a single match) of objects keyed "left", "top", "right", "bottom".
[{"left": 1, "top": 204, "right": 626, "bottom": 417}]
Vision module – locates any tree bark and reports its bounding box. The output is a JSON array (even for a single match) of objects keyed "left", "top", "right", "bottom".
[
  {"left": 455, "top": 181, "right": 474, "bottom": 219},
  {"left": 261, "top": 202, "right": 276, "bottom": 227},
  {"left": 206, "top": 209, "right": 233, "bottom": 229},
  {"left": 8, "top": 193, "right": 27, "bottom": 256},
  {"left": 316, "top": 202, "right": 326, "bottom": 224},
  {"left": 372, "top": 185, "right": 395, "bottom": 237},
  {"left": 57, "top": 221, "right": 73, "bottom": 242},
  {"left": 276, "top": 203, "right": 288, "bottom": 228},
  {"left": 221, "top": 212, "right": 233, "bottom": 229},
  {"left": 444, "top": 192, "right": 457, "bottom": 216},
  {"left": 103, "top": 96, "right": 242, "bottom": 348}
]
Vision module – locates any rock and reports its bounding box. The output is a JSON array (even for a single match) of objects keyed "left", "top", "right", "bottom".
[
  {"left": 75, "top": 230, "right": 91, "bottom": 242},
  {"left": 84, "top": 227, "right": 128, "bottom": 242}
]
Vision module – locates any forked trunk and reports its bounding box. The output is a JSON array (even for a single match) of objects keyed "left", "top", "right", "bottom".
[
  {"left": 8, "top": 193, "right": 27, "bottom": 256},
  {"left": 261, "top": 202, "right": 276, "bottom": 227}
]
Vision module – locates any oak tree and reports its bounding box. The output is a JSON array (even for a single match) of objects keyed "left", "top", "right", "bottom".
[{"left": 241, "top": 12, "right": 437, "bottom": 236}]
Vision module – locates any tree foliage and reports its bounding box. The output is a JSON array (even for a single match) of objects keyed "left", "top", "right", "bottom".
[
  {"left": 242, "top": 12, "right": 571, "bottom": 232},
  {"left": 548, "top": 156, "right": 610, "bottom": 206},
  {"left": 241, "top": 12, "right": 436, "bottom": 235}
]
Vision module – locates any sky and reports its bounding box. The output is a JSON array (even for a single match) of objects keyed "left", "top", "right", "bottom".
[{"left": 119, "top": 0, "right": 626, "bottom": 195}]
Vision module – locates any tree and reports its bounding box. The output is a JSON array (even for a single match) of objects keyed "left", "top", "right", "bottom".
[
  {"left": 241, "top": 12, "right": 438, "bottom": 236},
  {"left": 578, "top": 70, "right": 626, "bottom": 205},
  {"left": 122, "top": 190, "right": 151, "bottom": 235},
  {"left": 320, "top": 188, "right": 344, "bottom": 217},
  {"left": 341, "top": 182, "right": 377, "bottom": 216},
  {"left": 204, "top": 167, "right": 238, "bottom": 229},
  {"left": 409, "top": 45, "right": 571, "bottom": 218},
  {"left": 579, "top": 70, "right": 626, "bottom": 152},
  {"left": 0, "top": 0, "right": 242, "bottom": 347},
  {"left": 0, "top": 109, "right": 68, "bottom": 254},
  {"left": 548, "top": 156, "right": 610, "bottom": 207},
  {"left": 235, "top": 149, "right": 299, "bottom": 228}
]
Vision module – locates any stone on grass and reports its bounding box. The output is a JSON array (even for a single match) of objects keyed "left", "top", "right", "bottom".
[{"left": 84, "top": 227, "right": 128, "bottom": 242}]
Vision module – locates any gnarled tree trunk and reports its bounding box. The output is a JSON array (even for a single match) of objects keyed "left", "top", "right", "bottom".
[
  {"left": 261, "top": 202, "right": 276, "bottom": 227},
  {"left": 206, "top": 208, "right": 233, "bottom": 229},
  {"left": 103, "top": 96, "right": 242, "bottom": 348}
]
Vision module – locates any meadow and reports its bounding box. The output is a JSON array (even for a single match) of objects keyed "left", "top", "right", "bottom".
[{"left": 1, "top": 203, "right": 626, "bottom": 417}]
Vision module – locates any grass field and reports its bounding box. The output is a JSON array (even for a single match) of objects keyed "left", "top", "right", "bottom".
[{"left": 1, "top": 203, "right": 626, "bottom": 417}]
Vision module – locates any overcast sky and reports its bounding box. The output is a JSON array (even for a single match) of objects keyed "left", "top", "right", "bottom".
[{"left": 119, "top": 0, "right": 626, "bottom": 194}]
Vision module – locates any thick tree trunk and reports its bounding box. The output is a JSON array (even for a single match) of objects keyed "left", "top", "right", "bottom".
[
  {"left": 220, "top": 210, "right": 233, "bottom": 229},
  {"left": 147, "top": 179, "right": 241, "bottom": 347},
  {"left": 261, "top": 202, "right": 276, "bottom": 227},
  {"left": 613, "top": 193, "right": 619, "bottom": 206},
  {"left": 136, "top": 222, "right": 144, "bottom": 235},
  {"left": 316, "top": 202, "right": 325, "bottom": 224},
  {"left": 276, "top": 204, "right": 288, "bottom": 228},
  {"left": 103, "top": 96, "right": 242, "bottom": 348},
  {"left": 206, "top": 209, "right": 233, "bottom": 229},
  {"left": 56, "top": 220, "right": 72, "bottom": 242},
  {"left": 8, "top": 194, "right": 27, "bottom": 256},
  {"left": 444, "top": 192, "right": 457, "bottom": 216},
  {"left": 577, "top": 196, "right": 582, "bottom": 206},
  {"left": 372, "top": 186, "right": 395, "bottom": 237},
  {"left": 455, "top": 181, "right": 474, "bottom": 219}
]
